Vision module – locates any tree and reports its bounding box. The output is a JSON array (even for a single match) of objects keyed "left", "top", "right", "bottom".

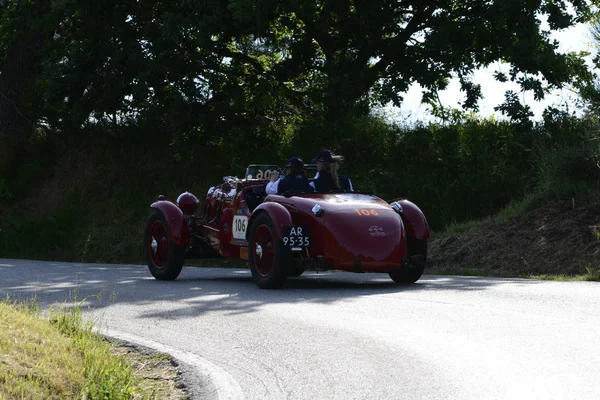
[
  {"left": 576, "top": 19, "right": 600, "bottom": 117},
  {"left": 225, "top": 0, "right": 597, "bottom": 142},
  {"left": 1, "top": 0, "right": 596, "bottom": 154},
  {"left": 0, "top": 0, "right": 51, "bottom": 168}
]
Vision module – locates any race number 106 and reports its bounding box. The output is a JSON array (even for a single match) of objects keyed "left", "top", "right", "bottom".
[
  {"left": 232, "top": 216, "right": 248, "bottom": 240},
  {"left": 355, "top": 209, "right": 379, "bottom": 216},
  {"left": 254, "top": 169, "right": 275, "bottom": 180}
]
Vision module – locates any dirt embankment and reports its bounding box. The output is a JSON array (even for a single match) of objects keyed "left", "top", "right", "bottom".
[{"left": 428, "top": 198, "right": 600, "bottom": 276}]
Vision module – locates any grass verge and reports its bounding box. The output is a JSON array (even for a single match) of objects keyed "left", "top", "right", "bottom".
[
  {"left": 428, "top": 195, "right": 600, "bottom": 281},
  {"left": 425, "top": 267, "right": 600, "bottom": 281},
  {"left": 0, "top": 299, "right": 189, "bottom": 400},
  {"left": 431, "top": 192, "right": 550, "bottom": 238}
]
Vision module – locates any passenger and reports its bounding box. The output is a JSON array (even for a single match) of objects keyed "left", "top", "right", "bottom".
[
  {"left": 266, "top": 157, "right": 315, "bottom": 195},
  {"left": 310, "top": 149, "right": 354, "bottom": 192}
]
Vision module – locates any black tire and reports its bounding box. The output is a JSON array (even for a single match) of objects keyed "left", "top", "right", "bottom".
[
  {"left": 144, "top": 209, "right": 185, "bottom": 280},
  {"left": 389, "top": 239, "right": 427, "bottom": 284},
  {"left": 248, "top": 213, "right": 290, "bottom": 289}
]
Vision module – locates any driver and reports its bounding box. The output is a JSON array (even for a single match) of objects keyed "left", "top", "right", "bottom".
[
  {"left": 310, "top": 149, "right": 354, "bottom": 192},
  {"left": 266, "top": 157, "right": 314, "bottom": 195}
]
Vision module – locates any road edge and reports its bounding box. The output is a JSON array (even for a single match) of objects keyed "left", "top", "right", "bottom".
[{"left": 103, "top": 329, "right": 245, "bottom": 400}]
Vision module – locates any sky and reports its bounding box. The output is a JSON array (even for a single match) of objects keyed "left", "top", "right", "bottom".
[{"left": 383, "top": 21, "right": 596, "bottom": 124}]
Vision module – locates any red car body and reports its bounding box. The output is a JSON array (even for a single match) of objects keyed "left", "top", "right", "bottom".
[{"left": 144, "top": 165, "right": 430, "bottom": 289}]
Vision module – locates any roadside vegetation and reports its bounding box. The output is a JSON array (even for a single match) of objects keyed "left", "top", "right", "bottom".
[
  {"left": 0, "top": 299, "right": 188, "bottom": 399},
  {"left": 1, "top": 1, "right": 600, "bottom": 392},
  {"left": 426, "top": 111, "right": 600, "bottom": 280},
  {"left": 1, "top": 110, "right": 599, "bottom": 280}
]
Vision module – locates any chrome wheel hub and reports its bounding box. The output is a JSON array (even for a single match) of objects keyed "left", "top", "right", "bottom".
[
  {"left": 255, "top": 244, "right": 263, "bottom": 259},
  {"left": 151, "top": 238, "right": 158, "bottom": 253}
]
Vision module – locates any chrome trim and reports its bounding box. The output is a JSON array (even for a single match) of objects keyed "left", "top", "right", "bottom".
[
  {"left": 312, "top": 204, "right": 324, "bottom": 217},
  {"left": 390, "top": 201, "right": 403, "bottom": 213}
]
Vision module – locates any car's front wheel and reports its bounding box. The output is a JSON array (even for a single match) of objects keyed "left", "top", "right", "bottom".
[
  {"left": 144, "top": 209, "right": 185, "bottom": 280},
  {"left": 248, "top": 213, "right": 289, "bottom": 289},
  {"left": 389, "top": 239, "right": 427, "bottom": 284}
]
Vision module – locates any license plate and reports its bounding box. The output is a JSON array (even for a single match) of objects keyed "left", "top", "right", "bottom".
[{"left": 282, "top": 225, "right": 310, "bottom": 251}]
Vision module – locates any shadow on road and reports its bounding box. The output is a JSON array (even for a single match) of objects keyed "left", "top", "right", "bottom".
[{"left": 0, "top": 259, "right": 548, "bottom": 320}]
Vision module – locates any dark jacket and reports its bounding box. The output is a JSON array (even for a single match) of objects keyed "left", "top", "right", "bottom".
[
  {"left": 312, "top": 171, "right": 352, "bottom": 193},
  {"left": 277, "top": 174, "right": 314, "bottom": 195}
]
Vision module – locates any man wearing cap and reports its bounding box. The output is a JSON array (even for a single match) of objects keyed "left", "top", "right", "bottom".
[
  {"left": 266, "top": 157, "right": 315, "bottom": 195},
  {"left": 310, "top": 150, "right": 354, "bottom": 193}
]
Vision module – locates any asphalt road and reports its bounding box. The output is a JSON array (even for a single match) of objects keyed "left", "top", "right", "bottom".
[{"left": 1, "top": 259, "right": 599, "bottom": 400}]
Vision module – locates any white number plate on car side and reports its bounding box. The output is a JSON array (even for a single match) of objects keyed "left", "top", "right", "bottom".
[{"left": 232, "top": 216, "right": 248, "bottom": 240}]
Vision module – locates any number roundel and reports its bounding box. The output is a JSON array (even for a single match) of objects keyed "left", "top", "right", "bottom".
[{"left": 232, "top": 216, "right": 248, "bottom": 239}]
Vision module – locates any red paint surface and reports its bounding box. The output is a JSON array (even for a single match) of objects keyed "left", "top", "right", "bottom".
[
  {"left": 187, "top": 184, "right": 429, "bottom": 273},
  {"left": 150, "top": 201, "right": 189, "bottom": 247},
  {"left": 398, "top": 200, "right": 430, "bottom": 240},
  {"left": 266, "top": 193, "right": 407, "bottom": 271},
  {"left": 250, "top": 201, "right": 293, "bottom": 238}
]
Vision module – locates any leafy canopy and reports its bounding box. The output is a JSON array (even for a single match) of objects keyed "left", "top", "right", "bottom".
[{"left": 1, "top": 0, "right": 597, "bottom": 143}]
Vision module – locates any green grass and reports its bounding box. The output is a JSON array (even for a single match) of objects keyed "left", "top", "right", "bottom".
[
  {"left": 0, "top": 299, "right": 165, "bottom": 400},
  {"left": 428, "top": 187, "right": 600, "bottom": 281},
  {"left": 426, "top": 266, "right": 600, "bottom": 281},
  {"left": 523, "top": 266, "right": 600, "bottom": 281}
]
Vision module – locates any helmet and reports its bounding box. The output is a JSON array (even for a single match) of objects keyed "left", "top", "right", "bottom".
[
  {"left": 177, "top": 191, "right": 199, "bottom": 215},
  {"left": 312, "top": 149, "right": 344, "bottom": 163},
  {"left": 285, "top": 157, "right": 305, "bottom": 169}
]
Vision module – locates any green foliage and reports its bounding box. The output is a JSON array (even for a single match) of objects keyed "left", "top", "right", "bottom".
[
  {"left": 533, "top": 112, "right": 600, "bottom": 201},
  {"left": 4, "top": 101, "right": 600, "bottom": 263},
  {"left": 2, "top": 0, "right": 600, "bottom": 263},
  {"left": 2, "top": 0, "right": 597, "bottom": 150},
  {"left": 494, "top": 91, "right": 535, "bottom": 128},
  {"left": 48, "top": 305, "right": 142, "bottom": 399},
  {"left": 0, "top": 178, "right": 11, "bottom": 200},
  {"left": 326, "top": 114, "right": 538, "bottom": 228}
]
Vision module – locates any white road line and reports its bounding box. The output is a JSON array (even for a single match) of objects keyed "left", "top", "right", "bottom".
[{"left": 103, "top": 329, "right": 245, "bottom": 400}]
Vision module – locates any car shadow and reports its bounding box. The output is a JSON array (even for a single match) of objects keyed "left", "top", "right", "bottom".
[{"left": 0, "top": 260, "right": 552, "bottom": 321}]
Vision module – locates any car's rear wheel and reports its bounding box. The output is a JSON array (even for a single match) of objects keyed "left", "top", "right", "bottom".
[
  {"left": 144, "top": 209, "right": 185, "bottom": 280},
  {"left": 248, "top": 213, "right": 289, "bottom": 289},
  {"left": 389, "top": 239, "right": 427, "bottom": 284}
]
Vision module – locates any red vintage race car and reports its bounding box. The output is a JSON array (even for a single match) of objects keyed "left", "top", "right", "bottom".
[{"left": 144, "top": 164, "right": 430, "bottom": 289}]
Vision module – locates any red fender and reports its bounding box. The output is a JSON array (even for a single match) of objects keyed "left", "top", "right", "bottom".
[
  {"left": 248, "top": 201, "right": 292, "bottom": 239},
  {"left": 150, "top": 201, "right": 189, "bottom": 247},
  {"left": 397, "top": 200, "right": 430, "bottom": 240}
]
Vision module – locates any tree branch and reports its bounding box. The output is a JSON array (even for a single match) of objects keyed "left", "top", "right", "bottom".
[
  {"left": 295, "top": 6, "right": 333, "bottom": 61},
  {"left": 367, "top": 5, "right": 435, "bottom": 81},
  {"left": 0, "top": 91, "right": 33, "bottom": 125}
]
